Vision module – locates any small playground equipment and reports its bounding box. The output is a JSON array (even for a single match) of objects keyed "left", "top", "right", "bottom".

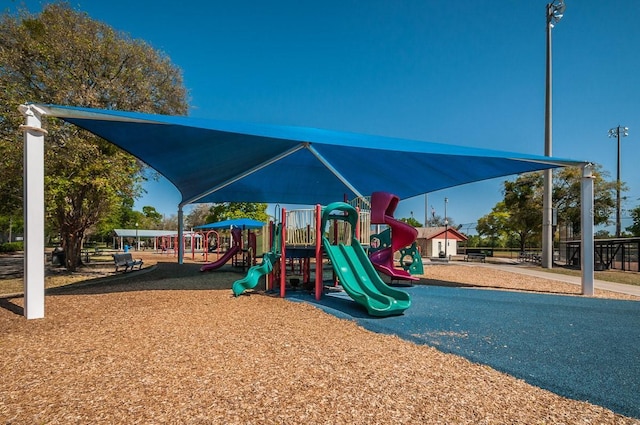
[
  {"left": 368, "top": 191, "right": 422, "bottom": 281},
  {"left": 201, "top": 230, "right": 221, "bottom": 262},
  {"left": 200, "top": 224, "right": 259, "bottom": 272},
  {"left": 200, "top": 227, "right": 243, "bottom": 272},
  {"left": 232, "top": 223, "right": 282, "bottom": 296},
  {"left": 254, "top": 202, "right": 409, "bottom": 316},
  {"left": 320, "top": 202, "right": 411, "bottom": 316},
  {"left": 154, "top": 232, "right": 203, "bottom": 256},
  {"left": 399, "top": 244, "right": 424, "bottom": 276},
  {"left": 266, "top": 204, "right": 371, "bottom": 288},
  {"left": 230, "top": 200, "right": 410, "bottom": 316}
]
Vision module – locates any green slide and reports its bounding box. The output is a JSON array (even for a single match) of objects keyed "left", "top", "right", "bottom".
[
  {"left": 232, "top": 252, "right": 278, "bottom": 297},
  {"left": 321, "top": 201, "right": 411, "bottom": 317}
]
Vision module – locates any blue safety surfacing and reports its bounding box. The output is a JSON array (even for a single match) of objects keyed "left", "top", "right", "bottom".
[{"left": 288, "top": 285, "right": 640, "bottom": 419}]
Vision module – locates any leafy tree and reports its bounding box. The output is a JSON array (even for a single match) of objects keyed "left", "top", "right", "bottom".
[
  {"left": 464, "top": 234, "right": 482, "bottom": 248},
  {"left": 0, "top": 2, "right": 187, "bottom": 270},
  {"left": 476, "top": 167, "right": 618, "bottom": 252},
  {"left": 161, "top": 214, "right": 179, "bottom": 231},
  {"left": 91, "top": 196, "right": 135, "bottom": 240},
  {"left": 205, "top": 202, "right": 269, "bottom": 224},
  {"left": 142, "top": 206, "right": 163, "bottom": 228},
  {"left": 185, "top": 204, "right": 214, "bottom": 229},
  {"left": 426, "top": 214, "right": 455, "bottom": 228},
  {"left": 0, "top": 142, "right": 23, "bottom": 217},
  {"left": 594, "top": 229, "right": 611, "bottom": 239},
  {"left": 553, "top": 166, "right": 617, "bottom": 235},
  {"left": 501, "top": 173, "right": 544, "bottom": 251},
  {"left": 399, "top": 217, "right": 422, "bottom": 227},
  {"left": 627, "top": 205, "right": 640, "bottom": 237},
  {"left": 0, "top": 215, "right": 23, "bottom": 243},
  {"left": 476, "top": 201, "right": 510, "bottom": 247}
]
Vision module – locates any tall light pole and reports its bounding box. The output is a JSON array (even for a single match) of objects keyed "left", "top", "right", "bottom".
[
  {"left": 542, "top": 0, "right": 566, "bottom": 269},
  {"left": 424, "top": 194, "right": 429, "bottom": 228},
  {"left": 444, "top": 198, "right": 449, "bottom": 259},
  {"left": 608, "top": 125, "right": 629, "bottom": 237}
]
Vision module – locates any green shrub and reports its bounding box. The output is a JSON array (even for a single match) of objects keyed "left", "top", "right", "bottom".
[{"left": 0, "top": 242, "right": 24, "bottom": 253}]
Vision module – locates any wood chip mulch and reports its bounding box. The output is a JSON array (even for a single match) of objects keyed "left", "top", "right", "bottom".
[{"left": 1, "top": 261, "right": 638, "bottom": 424}]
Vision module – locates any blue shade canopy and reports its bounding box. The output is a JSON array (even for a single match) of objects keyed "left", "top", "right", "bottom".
[
  {"left": 33, "top": 104, "right": 587, "bottom": 206},
  {"left": 194, "top": 218, "right": 265, "bottom": 230}
]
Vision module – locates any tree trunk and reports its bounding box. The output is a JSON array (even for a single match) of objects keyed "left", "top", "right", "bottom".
[
  {"left": 62, "top": 229, "right": 85, "bottom": 272},
  {"left": 518, "top": 233, "right": 526, "bottom": 253}
]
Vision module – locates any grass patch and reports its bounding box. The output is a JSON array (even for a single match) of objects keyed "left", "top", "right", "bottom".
[{"left": 532, "top": 266, "right": 640, "bottom": 286}]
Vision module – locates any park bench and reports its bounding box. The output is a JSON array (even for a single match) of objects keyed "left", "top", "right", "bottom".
[
  {"left": 112, "top": 253, "right": 143, "bottom": 272},
  {"left": 519, "top": 252, "right": 542, "bottom": 263},
  {"left": 465, "top": 253, "right": 486, "bottom": 262}
]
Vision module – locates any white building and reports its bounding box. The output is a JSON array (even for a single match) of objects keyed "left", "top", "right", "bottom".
[{"left": 415, "top": 226, "right": 468, "bottom": 258}]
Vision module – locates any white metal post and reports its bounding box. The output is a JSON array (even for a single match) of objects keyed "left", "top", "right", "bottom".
[
  {"left": 580, "top": 164, "right": 595, "bottom": 296},
  {"left": 19, "top": 104, "right": 47, "bottom": 319},
  {"left": 444, "top": 197, "right": 448, "bottom": 258},
  {"left": 178, "top": 206, "right": 184, "bottom": 264}
]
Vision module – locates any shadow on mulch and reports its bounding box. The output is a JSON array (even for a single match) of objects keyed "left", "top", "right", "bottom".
[
  {"left": 0, "top": 262, "right": 245, "bottom": 316},
  {"left": 45, "top": 262, "right": 242, "bottom": 295},
  {"left": 0, "top": 297, "right": 23, "bottom": 316}
]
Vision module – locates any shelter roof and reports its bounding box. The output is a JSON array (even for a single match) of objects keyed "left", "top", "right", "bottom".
[
  {"left": 194, "top": 218, "right": 265, "bottom": 230},
  {"left": 32, "top": 104, "right": 587, "bottom": 207},
  {"left": 113, "top": 229, "right": 195, "bottom": 238}
]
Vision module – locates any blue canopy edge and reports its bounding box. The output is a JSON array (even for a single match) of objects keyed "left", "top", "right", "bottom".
[{"left": 33, "top": 104, "right": 587, "bottom": 206}]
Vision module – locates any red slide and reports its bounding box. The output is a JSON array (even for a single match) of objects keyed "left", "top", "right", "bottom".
[
  {"left": 201, "top": 227, "right": 243, "bottom": 272},
  {"left": 369, "top": 192, "right": 419, "bottom": 281},
  {"left": 200, "top": 245, "right": 241, "bottom": 272}
]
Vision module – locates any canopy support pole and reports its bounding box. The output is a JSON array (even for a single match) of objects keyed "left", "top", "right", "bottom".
[
  {"left": 178, "top": 206, "right": 184, "bottom": 264},
  {"left": 19, "top": 104, "right": 47, "bottom": 319},
  {"left": 306, "top": 144, "right": 365, "bottom": 200},
  {"left": 581, "top": 163, "right": 595, "bottom": 295}
]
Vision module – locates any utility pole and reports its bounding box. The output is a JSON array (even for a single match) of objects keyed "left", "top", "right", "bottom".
[
  {"left": 608, "top": 125, "right": 629, "bottom": 237},
  {"left": 542, "top": 0, "right": 566, "bottom": 268}
]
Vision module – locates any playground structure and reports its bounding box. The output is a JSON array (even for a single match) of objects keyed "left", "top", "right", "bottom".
[
  {"left": 155, "top": 231, "right": 219, "bottom": 260},
  {"left": 368, "top": 191, "right": 423, "bottom": 281},
  {"left": 112, "top": 229, "right": 206, "bottom": 255},
  {"left": 320, "top": 202, "right": 411, "bottom": 316},
  {"left": 267, "top": 203, "right": 372, "bottom": 286},
  {"left": 200, "top": 227, "right": 242, "bottom": 272},
  {"left": 233, "top": 198, "right": 411, "bottom": 317},
  {"left": 233, "top": 223, "right": 282, "bottom": 296},
  {"left": 200, "top": 227, "right": 257, "bottom": 272}
]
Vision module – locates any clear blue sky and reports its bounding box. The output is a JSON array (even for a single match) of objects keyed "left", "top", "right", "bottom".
[{"left": 11, "top": 0, "right": 640, "bottom": 232}]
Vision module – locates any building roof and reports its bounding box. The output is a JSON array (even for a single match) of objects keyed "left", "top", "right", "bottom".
[{"left": 416, "top": 226, "right": 468, "bottom": 241}]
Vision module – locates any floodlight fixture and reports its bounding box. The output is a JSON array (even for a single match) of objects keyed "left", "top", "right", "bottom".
[
  {"left": 547, "top": 0, "right": 566, "bottom": 28},
  {"left": 609, "top": 126, "right": 629, "bottom": 138}
]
